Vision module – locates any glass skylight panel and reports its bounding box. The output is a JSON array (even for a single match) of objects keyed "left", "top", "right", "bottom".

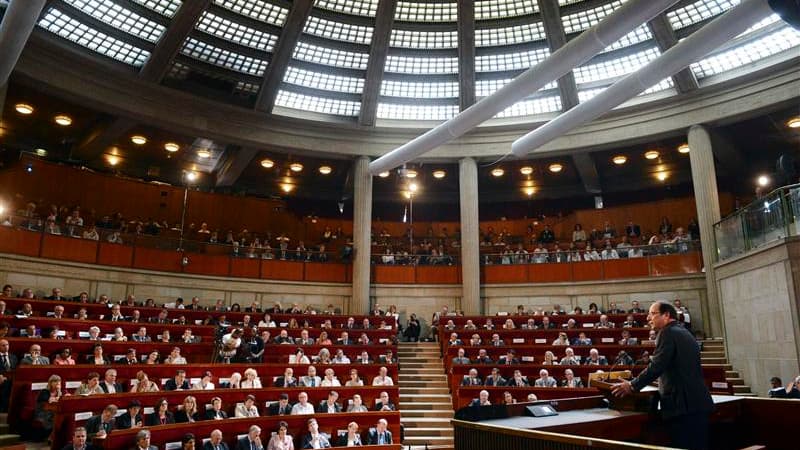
[
  {"left": 380, "top": 80, "right": 458, "bottom": 98},
  {"left": 182, "top": 38, "right": 267, "bottom": 76},
  {"left": 574, "top": 47, "right": 660, "bottom": 84},
  {"left": 38, "top": 8, "right": 150, "bottom": 66},
  {"left": 213, "top": 0, "right": 288, "bottom": 26},
  {"left": 562, "top": 0, "right": 625, "bottom": 34},
  {"left": 641, "top": 78, "right": 674, "bottom": 95},
  {"left": 558, "top": 0, "right": 589, "bottom": 5},
  {"left": 475, "top": 0, "right": 537, "bottom": 20},
  {"left": 196, "top": 12, "right": 278, "bottom": 52},
  {"left": 385, "top": 55, "right": 459, "bottom": 74},
  {"left": 314, "top": 0, "right": 378, "bottom": 17},
  {"left": 129, "top": 0, "right": 182, "bottom": 17},
  {"left": 667, "top": 0, "right": 738, "bottom": 30},
  {"left": 477, "top": 78, "right": 558, "bottom": 97},
  {"left": 304, "top": 16, "right": 373, "bottom": 45},
  {"left": 578, "top": 77, "right": 673, "bottom": 102},
  {"left": 476, "top": 22, "right": 545, "bottom": 47},
  {"left": 690, "top": 26, "right": 800, "bottom": 79},
  {"left": 377, "top": 103, "right": 459, "bottom": 121},
  {"left": 234, "top": 81, "right": 259, "bottom": 95},
  {"left": 284, "top": 66, "right": 365, "bottom": 94},
  {"left": 62, "top": 0, "right": 166, "bottom": 43},
  {"left": 390, "top": 29, "right": 457, "bottom": 49},
  {"left": 577, "top": 87, "right": 605, "bottom": 103},
  {"left": 395, "top": 1, "right": 457, "bottom": 22},
  {"left": 495, "top": 96, "right": 562, "bottom": 118},
  {"left": 276, "top": 90, "right": 361, "bottom": 116},
  {"left": 476, "top": 47, "right": 550, "bottom": 72},
  {"left": 293, "top": 42, "right": 369, "bottom": 69},
  {"left": 740, "top": 13, "right": 781, "bottom": 36}
]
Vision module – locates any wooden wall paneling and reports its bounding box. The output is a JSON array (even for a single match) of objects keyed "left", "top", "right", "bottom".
[
  {"left": 303, "top": 262, "right": 347, "bottom": 283},
  {"left": 40, "top": 234, "right": 98, "bottom": 264},
  {"left": 182, "top": 252, "right": 231, "bottom": 276},
  {"left": 261, "top": 259, "right": 304, "bottom": 281},
  {"left": 483, "top": 264, "right": 527, "bottom": 283},
  {"left": 414, "top": 265, "right": 460, "bottom": 284},
  {"left": 602, "top": 258, "right": 650, "bottom": 279},
  {"left": 373, "top": 265, "right": 416, "bottom": 284},
  {"left": 528, "top": 262, "right": 572, "bottom": 283},
  {"left": 96, "top": 242, "right": 134, "bottom": 267},
  {"left": 571, "top": 261, "right": 604, "bottom": 282},
  {"left": 132, "top": 247, "right": 183, "bottom": 272},
  {"left": 0, "top": 226, "right": 41, "bottom": 257},
  {"left": 229, "top": 257, "right": 261, "bottom": 279},
  {"left": 649, "top": 252, "right": 702, "bottom": 276}
]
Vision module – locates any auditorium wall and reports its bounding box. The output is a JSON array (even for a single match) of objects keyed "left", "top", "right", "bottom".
[{"left": 715, "top": 238, "right": 800, "bottom": 397}]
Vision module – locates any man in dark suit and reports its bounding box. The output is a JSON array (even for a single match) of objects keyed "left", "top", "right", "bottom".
[
  {"left": 205, "top": 397, "right": 228, "bottom": 420},
  {"left": 85, "top": 404, "right": 117, "bottom": 439},
  {"left": 274, "top": 368, "right": 297, "bottom": 387},
  {"left": 336, "top": 331, "right": 352, "bottom": 346},
  {"left": 0, "top": 338, "right": 18, "bottom": 412},
  {"left": 613, "top": 302, "right": 714, "bottom": 450},
  {"left": 461, "top": 369, "right": 483, "bottom": 386},
  {"left": 61, "top": 426, "right": 101, "bottom": 450},
  {"left": 99, "top": 369, "right": 123, "bottom": 394},
  {"left": 235, "top": 425, "right": 264, "bottom": 450},
  {"left": 484, "top": 368, "right": 506, "bottom": 386},
  {"left": 316, "top": 391, "right": 342, "bottom": 413},
  {"left": 300, "top": 418, "right": 331, "bottom": 449},
  {"left": 115, "top": 400, "right": 142, "bottom": 429},
  {"left": 374, "top": 391, "right": 396, "bottom": 411},
  {"left": 203, "top": 430, "right": 229, "bottom": 450},
  {"left": 367, "top": 419, "right": 393, "bottom": 445},
  {"left": 165, "top": 370, "right": 190, "bottom": 391},
  {"left": 267, "top": 393, "right": 293, "bottom": 416}
]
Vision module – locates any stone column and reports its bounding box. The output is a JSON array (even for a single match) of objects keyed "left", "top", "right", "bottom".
[
  {"left": 0, "top": 0, "right": 48, "bottom": 86},
  {"left": 688, "top": 125, "right": 724, "bottom": 338},
  {"left": 459, "top": 157, "right": 481, "bottom": 314},
  {"left": 351, "top": 156, "right": 373, "bottom": 315}
]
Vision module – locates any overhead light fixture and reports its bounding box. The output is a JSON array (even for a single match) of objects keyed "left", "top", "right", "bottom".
[
  {"left": 491, "top": 168, "right": 504, "bottom": 177},
  {"left": 318, "top": 165, "right": 332, "bottom": 175},
  {"left": 787, "top": 117, "right": 800, "bottom": 129},
  {"left": 261, "top": 159, "right": 274, "bottom": 168},
  {"left": 656, "top": 171, "right": 668, "bottom": 181},
  {"left": 548, "top": 163, "right": 563, "bottom": 173},
  {"left": 644, "top": 150, "right": 659, "bottom": 160},
  {"left": 185, "top": 171, "right": 198, "bottom": 182},
  {"left": 524, "top": 187, "right": 535, "bottom": 197},
  {"left": 15, "top": 103, "right": 34, "bottom": 115},
  {"left": 107, "top": 155, "right": 120, "bottom": 166},
  {"left": 197, "top": 149, "right": 212, "bottom": 158},
  {"left": 520, "top": 166, "right": 533, "bottom": 175},
  {"left": 281, "top": 183, "right": 294, "bottom": 193},
  {"left": 405, "top": 169, "right": 417, "bottom": 178},
  {"left": 677, "top": 144, "right": 690, "bottom": 154},
  {"left": 378, "top": 171, "right": 390, "bottom": 178},
  {"left": 612, "top": 155, "right": 627, "bottom": 165},
  {"left": 409, "top": 182, "right": 418, "bottom": 192},
  {"left": 54, "top": 115, "right": 72, "bottom": 126},
  {"left": 164, "top": 142, "right": 180, "bottom": 152},
  {"left": 35, "top": 148, "right": 48, "bottom": 157},
  {"left": 433, "top": 170, "right": 446, "bottom": 179},
  {"left": 131, "top": 135, "right": 147, "bottom": 145},
  {"left": 402, "top": 191, "right": 412, "bottom": 199},
  {"left": 757, "top": 175, "right": 770, "bottom": 187},
  {"left": 290, "top": 163, "right": 303, "bottom": 172}
]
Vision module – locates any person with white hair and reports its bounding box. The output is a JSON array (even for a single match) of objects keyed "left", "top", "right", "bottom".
[
  {"left": 534, "top": 369, "right": 557, "bottom": 387},
  {"left": 236, "top": 425, "right": 263, "bottom": 450}
]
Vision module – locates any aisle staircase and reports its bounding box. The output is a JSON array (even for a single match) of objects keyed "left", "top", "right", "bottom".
[
  {"left": 701, "top": 338, "right": 754, "bottom": 396},
  {"left": 398, "top": 341, "right": 455, "bottom": 450},
  {"left": 0, "top": 413, "right": 21, "bottom": 447}
]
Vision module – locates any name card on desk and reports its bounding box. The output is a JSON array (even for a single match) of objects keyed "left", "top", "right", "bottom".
[
  {"left": 279, "top": 322, "right": 289, "bottom": 327},
  {"left": 535, "top": 338, "right": 547, "bottom": 344},
  {"left": 144, "top": 407, "right": 155, "bottom": 414},
  {"left": 601, "top": 337, "right": 614, "bottom": 343},
  {"left": 712, "top": 382, "right": 729, "bottom": 389},
  {"left": 195, "top": 320, "right": 203, "bottom": 325},
  {"left": 115, "top": 409, "right": 127, "bottom": 417},
  {"left": 512, "top": 338, "right": 525, "bottom": 344},
  {"left": 74, "top": 412, "right": 92, "bottom": 421},
  {"left": 497, "top": 312, "right": 508, "bottom": 316},
  {"left": 521, "top": 356, "right": 534, "bottom": 362},
  {"left": 165, "top": 443, "right": 182, "bottom": 450},
  {"left": 582, "top": 323, "right": 594, "bottom": 328},
  {"left": 31, "top": 382, "right": 47, "bottom": 390},
  {"left": 65, "top": 381, "right": 81, "bottom": 389},
  {"left": 379, "top": 338, "right": 389, "bottom": 344},
  {"left": 190, "top": 378, "right": 200, "bottom": 385}
]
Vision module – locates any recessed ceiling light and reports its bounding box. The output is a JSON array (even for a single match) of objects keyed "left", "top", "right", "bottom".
[
  {"left": 378, "top": 171, "right": 390, "bottom": 178},
  {"left": 164, "top": 142, "right": 180, "bottom": 152},
  {"left": 107, "top": 155, "right": 120, "bottom": 166},
  {"left": 677, "top": 144, "right": 690, "bottom": 154},
  {"left": 290, "top": 163, "right": 303, "bottom": 172},
  {"left": 197, "top": 149, "right": 211, "bottom": 158},
  {"left": 185, "top": 171, "right": 198, "bottom": 182},
  {"left": 405, "top": 169, "right": 417, "bottom": 178},
  {"left": 548, "top": 163, "right": 563, "bottom": 173},
  {"left": 409, "top": 182, "right": 419, "bottom": 192},
  {"left": 644, "top": 150, "right": 660, "bottom": 160},
  {"left": 35, "top": 148, "right": 48, "bottom": 157},
  {"left": 787, "top": 117, "right": 800, "bottom": 129},
  {"left": 656, "top": 171, "right": 668, "bottom": 181},
  {"left": 491, "top": 168, "right": 504, "bottom": 177},
  {"left": 520, "top": 166, "right": 533, "bottom": 175},
  {"left": 612, "top": 155, "right": 627, "bottom": 165},
  {"left": 433, "top": 170, "right": 446, "bottom": 179},
  {"left": 15, "top": 103, "right": 34, "bottom": 115},
  {"left": 281, "top": 183, "right": 294, "bottom": 193},
  {"left": 319, "top": 165, "right": 332, "bottom": 175},
  {"left": 757, "top": 175, "right": 770, "bottom": 187},
  {"left": 261, "top": 159, "right": 274, "bottom": 168},
  {"left": 131, "top": 135, "right": 147, "bottom": 145},
  {"left": 524, "top": 187, "right": 535, "bottom": 196},
  {"left": 54, "top": 115, "right": 72, "bottom": 126}
]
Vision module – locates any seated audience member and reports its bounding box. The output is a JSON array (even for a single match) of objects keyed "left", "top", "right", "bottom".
[
  {"left": 332, "top": 349, "right": 351, "bottom": 364},
  {"left": 315, "top": 348, "right": 332, "bottom": 365},
  {"left": 18, "top": 303, "right": 34, "bottom": 317},
  {"left": 158, "top": 330, "right": 172, "bottom": 343},
  {"left": 237, "top": 425, "right": 264, "bottom": 450},
  {"left": 165, "top": 370, "right": 191, "bottom": 391},
  {"left": 301, "top": 366, "right": 322, "bottom": 387},
  {"left": 374, "top": 391, "right": 396, "bottom": 411},
  {"left": 21, "top": 344, "right": 49, "bottom": 365},
  {"left": 629, "top": 300, "right": 646, "bottom": 314},
  {"left": 502, "top": 319, "right": 516, "bottom": 330},
  {"left": 483, "top": 318, "right": 495, "bottom": 330},
  {"left": 146, "top": 398, "right": 175, "bottom": 426},
  {"left": 506, "top": 370, "right": 529, "bottom": 387},
  {"left": 613, "top": 350, "right": 635, "bottom": 366},
  {"left": 316, "top": 390, "right": 342, "bottom": 413},
  {"left": 321, "top": 368, "right": 340, "bottom": 387},
  {"left": 534, "top": 369, "right": 557, "bottom": 387},
  {"left": 133, "top": 370, "right": 160, "bottom": 392},
  {"left": 241, "top": 368, "right": 262, "bottom": 388},
  {"left": 526, "top": 393, "right": 539, "bottom": 402},
  {"left": 204, "top": 430, "right": 228, "bottom": 450},
  {"left": 635, "top": 351, "right": 651, "bottom": 365},
  {"left": 132, "top": 327, "right": 151, "bottom": 342},
  {"left": 372, "top": 366, "right": 394, "bottom": 386},
  {"left": 572, "top": 332, "right": 592, "bottom": 346},
  {"left": 23, "top": 324, "right": 40, "bottom": 339},
  {"left": 585, "top": 348, "right": 609, "bottom": 366},
  {"left": 474, "top": 349, "right": 493, "bottom": 364},
  {"left": 622, "top": 314, "right": 641, "bottom": 328},
  {"left": 489, "top": 333, "right": 505, "bottom": 346},
  {"left": 275, "top": 368, "right": 298, "bottom": 388},
  {"left": 595, "top": 314, "right": 615, "bottom": 329},
  {"left": 116, "top": 400, "right": 143, "bottom": 429},
  {"left": 468, "top": 334, "right": 482, "bottom": 346},
  {"left": 447, "top": 333, "right": 463, "bottom": 346},
  {"left": 674, "top": 299, "right": 691, "bottom": 329},
  {"left": 193, "top": 371, "right": 215, "bottom": 390},
  {"left": 226, "top": 372, "right": 242, "bottom": 389},
  {"left": 100, "top": 369, "right": 123, "bottom": 393},
  {"left": 35, "top": 374, "right": 62, "bottom": 435},
  {"left": 462, "top": 368, "right": 483, "bottom": 386},
  {"left": 75, "top": 372, "right": 103, "bottom": 395},
  {"left": 337, "top": 421, "right": 362, "bottom": 447},
  {"left": 560, "top": 348, "right": 580, "bottom": 365},
  {"left": 618, "top": 330, "right": 639, "bottom": 346},
  {"left": 122, "top": 348, "right": 138, "bottom": 365},
  {"left": 552, "top": 332, "right": 569, "bottom": 346},
  {"left": 561, "top": 369, "right": 584, "bottom": 388},
  {"left": 291, "top": 392, "right": 315, "bottom": 415},
  {"left": 522, "top": 318, "right": 537, "bottom": 330},
  {"left": 267, "top": 393, "right": 292, "bottom": 416},
  {"left": 206, "top": 397, "right": 228, "bottom": 420},
  {"left": 84, "top": 326, "right": 102, "bottom": 341},
  {"left": 539, "top": 316, "right": 555, "bottom": 329},
  {"left": 542, "top": 351, "right": 556, "bottom": 365},
  {"left": 315, "top": 331, "right": 332, "bottom": 346},
  {"left": 181, "top": 329, "right": 200, "bottom": 344},
  {"left": 85, "top": 404, "right": 117, "bottom": 439},
  {"left": 498, "top": 350, "right": 519, "bottom": 365},
  {"left": 290, "top": 348, "right": 310, "bottom": 364},
  {"left": 134, "top": 429, "right": 157, "bottom": 450},
  {"left": 62, "top": 427, "right": 101, "bottom": 450},
  {"left": 367, "top": 418, "right": 393, "bottom": 445},
  {"left": 175, "top": 395, "right": 200, "bottom": 423},
  {"left": 347, "top": 394, "right": 369, "bottom": 413},
  {"left": 86, "top": 344, "right": 110, "bottom": 365},
  {"left": 484, "top": 368, "right": 507, "bottom": 386},
  {"left": 181, "top": 433, "right": 195, "bottom": 450},
  {"left": 295, "top": 330, "right": 315, "bottom": 346},
  {"left": 607, "top": 302, "right": 625, "bottom": 314},
  {"left": 301, "top": 418, "right": 331, "bottom": 449},
  {"left": 503, "top": 391, "right": 516, "bottom": 405},
  {"left": 165, "top": 347, "right": 187, "bottom": 364},
  {"left": 452, "top": 348, "right": 470, "bottom": 365},
  {"left": 235, "top": 394, "right": 260, "bottom": 418},
  {"left": 107, "top": 304, "right": 125, "bottom": 322},
  {"left": 344, "top": 369, "right": 363, "bottom": 387},
  {"left": 267, "top": 421, "right": 294, "bottom": 450},
  {"left": 111, "top": 327, "right": 127, "bottom": 342},
  {"left": 470, "top": 390, "right": 492, "bottom": 407},
  {"left": 357, "top": 351, "right": 372, "bottom": 364}
]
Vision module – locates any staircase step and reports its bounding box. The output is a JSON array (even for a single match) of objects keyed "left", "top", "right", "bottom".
[
  {"left": 401, "top": 417, "right": 454, "bottom": 426},
  {"left": 701, "top": 351, "right": 726, "bottom": 358},
  {"left": 400, "top": 387, "right": 451, "bottom": 395},
  {"left": 734, "top": 392, "right": 758, "bottom": 397},
  {"left": 399, "top": 374, "right": 448, "bottom": 381},
  {"left": 401, "top": 380, "right": 445, "bottom": 388},
  {"left": 401, "top": 394, "right": 452, "bottom": 402},
  {"left": 400, "top": 364, "right": 442, "bottom": 371},
  {"left": 0, "top": 435, "right": 21, "bottom": 446},
  {"left": 701, "top": 357, "right": 728, "bottom": 364},
  {"left": 725, "top": 370, "right": 739, "bottom": 378},
  {"left": 402, "top": 436, "right": 454, "bottom": 446},
  {"left": 733, "top": 385, "right": 752, "bottom": 393},
  {"left": 0, "top": 413, "right": 7, "bottom": 424},
  {"left": 727, "top": 377, "right": 745, "bottom": 386},
  {"left": 403, "top": 427, "right": 454, "bottom": 437},
  {"left": 401, "top": 409, "right": 455, "bottom": 418},
  {"left": 400, "top": 402, "right": 453, "bottom": 411},
  {"left": 0, "top": 423, "right": 8, "bottom": 434}
]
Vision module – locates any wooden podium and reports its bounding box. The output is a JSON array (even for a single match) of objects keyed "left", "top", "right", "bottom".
[{"left": 591, "top": 375, "right": 658, "bottom": 413}]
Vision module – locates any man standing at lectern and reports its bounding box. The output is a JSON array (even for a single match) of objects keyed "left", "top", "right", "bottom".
[{"left": 612, "top": 301, "right": 713, "bottom": 450}]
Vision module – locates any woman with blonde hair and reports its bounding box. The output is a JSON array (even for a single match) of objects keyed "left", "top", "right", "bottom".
[
  {"left": 133, "top": 370, "right": 160, "bottom": 392},
  {"left": 241, "top": 368, "right": 262, "bottom": 389},
  {"left": 175, "top": 395, "right": 199, "bottom": 423},
  {"left": 35, "top": 374, "right": 63, "bottom": 433}
]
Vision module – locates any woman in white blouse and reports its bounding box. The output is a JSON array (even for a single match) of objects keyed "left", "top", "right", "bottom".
[
  {"left": 266, "top": 421, "right": 294, "bottom": 450},
  {"left": 241, "top": 368, "right": 262, "bottom": 389},
  {"left": 234, "top": 394, "right": 259, "bottom": 417},
  {"left": 258, "top": 313, "right": 276, "bottom": 328},
  {"left": 321, "top": 368, "right": 341, "bottom": 387}
]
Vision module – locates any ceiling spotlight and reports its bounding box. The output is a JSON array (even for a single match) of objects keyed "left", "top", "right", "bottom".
[
  {"left": 131, "top": 135, "right": 147, "bottom": 145},
  {"left": 196, "top": 149, "right": 211, "bottom": 158},
  {"left": 107, "top": 155, "right": 120, "bottom": 166},
  {"left": 409, "top": 182, "right": 418, "bottom": 192},
  {"left": 548, "top": 163, "right": 563, "bottom": 173},
  {"left": 520, "top": 166, "right": 533, "bottom": 175},
  {"left": 290, "top": 163, "right": 303, "bottom": 172},
  {"left": 164, "top": 142, "right": 180, "bottom": 152},
  {"left": 378, "top": 171, "right": 390, "bottom": 178},
  {"left": 433, "top": 170, "right": 446, "bottom": 179},
  {"left": 677, "top": 143, "right": 690, "bottom": 154},
  {"left": 491, "top": 168, "right": 504, "bottom": 177},
  {"left": 15, "top": 103, "right": 34, "bottom": 115},
  {"left": 524, "top": 187, "right": 535, "bottom": 197},
  {"left": 34, "top": 148, "right": 48, "bottom": 157},
  {"left": 281, "top": 183, "right": 294, "bottom": 193},
  {"left": 54, "top": 115, "right": 72, "bottom": 126},
  {"left": 318, "top": 165, "right": 332, "bottom": 175},
  {"left": 185, "top": 171, "right": 198, "bottom": 182},
  {"left": 261, "top": 159, "right": 274, "bottom": 168},
  {"left": 612, "top": 155, "right": 627, "bottom": 165},
  {"left": 757, "top": 175, "right": 770, "bottom": 187},
  {"left": 403, "top": 191, "right": 412, "bottom": 199},
  {"left": 656, "top": 171, "right": 668, "bottom": 181},
  {"left": 644, "top": 150, "right": 660, "bottom": 160},
  {"left": 787, "top": 117, "right": 800, "bottom": 129},
  {"left": 405, "top": 169, "right": 417, "bottom": 178}
]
